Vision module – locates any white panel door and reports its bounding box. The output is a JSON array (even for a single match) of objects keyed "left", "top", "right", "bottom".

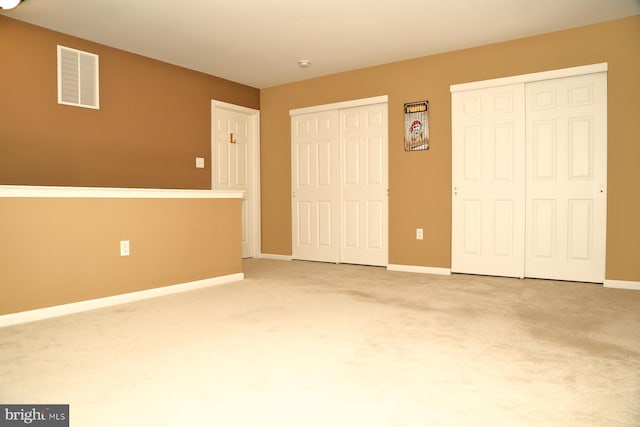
[
  {"left": 212, "top": 104, "right": 256, "bottom": 258},
  {"left": 451, "top": 84, "right": 526, "bottom": 277},
  {"left": 291, "top": 111, "right": 340, "bottom": 263},
  {"left": 340, "top": 103, "right": 388, "bottom": 266},
  {"left": 525, "top": 72, "right": 607, "bottom": 282}
]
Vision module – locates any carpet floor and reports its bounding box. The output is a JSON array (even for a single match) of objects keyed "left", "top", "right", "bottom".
[{"left": 1, "top": 259, "right": 639, "bottom": 426}]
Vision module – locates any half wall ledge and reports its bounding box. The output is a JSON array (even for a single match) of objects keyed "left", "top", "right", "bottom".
[
  {"left": 0, "top": 185, "right": 245, "bottom": 319},
  {"left": 0, "top": 185, "right": 244, "bottom": 199}
]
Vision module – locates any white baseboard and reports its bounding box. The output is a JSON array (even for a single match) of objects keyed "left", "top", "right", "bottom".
[
  {"left": 604, "top": 279, "right": 640, "bottom": 290},
  {"left": 387, "top": 264, "right": 451, "bottom": 275},
  {"left": 259, "top": 253, "right": 293, "bottom": 261},
  {"left": 0, "top": 273, "right": 244, "bottom": 328}
]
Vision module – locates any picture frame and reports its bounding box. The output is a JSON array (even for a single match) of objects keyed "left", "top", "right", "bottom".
[{"left": 404, "top": 100, "right": 429, "bottom": 151}]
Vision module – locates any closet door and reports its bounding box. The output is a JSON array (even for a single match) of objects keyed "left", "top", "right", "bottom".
[
  {"left": 340, "top": 104, "right": 389, "bottom": 266},
  {"left": 291, "top": 111, "right": 340, "bottom": 263},
  {"left": 451, "top": 84, "right": 526, "bottom": 277},
  {"left": 525, "top": 72, "right": 607, "bottom": 282},
  {"left": 291, "top": 99, "right": 389, "bottom": 266}
]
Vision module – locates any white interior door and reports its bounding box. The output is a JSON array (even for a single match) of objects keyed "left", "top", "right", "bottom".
[
  {"left": 340, "top": 104, "right": 388, "bottom": 266},
  {"left": 291, "top": 111, "right": 340, "bottom": 263},
  {"left": 211, "top": 101, "right": 259, "bottom": 258},
  {"left": 451, "top": 84, "right": 526, "bottom": 277},
  {"left": 525, "top": 72, "right": 607, "bottom": 282}
]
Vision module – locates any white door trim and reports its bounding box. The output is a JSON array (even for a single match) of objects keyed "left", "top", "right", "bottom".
[
  {"left": 290, "top": 95, "right": 388, "bottom": 116},
  {"left": 450, "top": 63, "right": 608, "bottom": 93},
  {"left": 211, "top": 100, "right": 261, "bottom": 258}
]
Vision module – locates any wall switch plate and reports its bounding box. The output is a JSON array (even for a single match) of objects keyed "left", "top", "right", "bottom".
[
  {"left": 195, "top": 157, "right": 205, "bottom": 169},
  {"left": 120, "top": 240, "right": 130, "bottom": 256},
  {"left": 416, "top": 228, "right": 424, "bottom": 240}
]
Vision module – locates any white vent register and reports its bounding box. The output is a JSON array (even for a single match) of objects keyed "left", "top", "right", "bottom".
[{"left": 57, "top": 45, "right": 99, "bottom": 109}]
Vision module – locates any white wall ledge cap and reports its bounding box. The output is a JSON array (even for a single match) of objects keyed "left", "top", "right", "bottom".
[{"left": 0, "top": 185, "right": 244, "bottom": 199}]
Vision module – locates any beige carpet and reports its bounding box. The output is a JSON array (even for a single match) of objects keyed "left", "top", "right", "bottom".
[{"left": 1, "top": 259, "right": 639, "bottom": 426}]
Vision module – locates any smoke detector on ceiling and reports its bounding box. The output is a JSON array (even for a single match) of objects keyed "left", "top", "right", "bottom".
[{"left": 298, "top": 60, "right": 311, "bottom": 68}]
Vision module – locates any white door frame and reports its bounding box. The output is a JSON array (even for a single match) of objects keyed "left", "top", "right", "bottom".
[
  {"left": 211, "top": 100, "right": 261, "bottom": 258},
  {"left": 450, "top": 63, "right": 607, "bottom": 93}
]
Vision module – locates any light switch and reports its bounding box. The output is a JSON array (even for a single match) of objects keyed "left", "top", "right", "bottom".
[
  {"left": 120, "top": 240, "right": 130, "bottom": 256},
  {"left": 195, "top": 157, "right": 205, "bottom": 169}
]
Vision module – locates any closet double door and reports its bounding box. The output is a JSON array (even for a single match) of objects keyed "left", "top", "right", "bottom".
[
  {"left": 451, "top": 70, "right": 607, "bottom": 283},
  {"left": 291, "top": 102, "right": 388, "bottom": 266}
]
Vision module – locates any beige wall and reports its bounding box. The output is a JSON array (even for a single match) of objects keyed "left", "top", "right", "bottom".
[
  {"left": 0, "top": 17, "right": 254, "bottom": 316},
  {"left": 260, "top": 16, "right": 640, "bottom": 282},
  {"left": 0, "top": 16, "right": 259, "bottom": 189},
  {"left": 1, "top": 14, "right": 638, "bottom": 314},
  {"left": 0, "top": 197, "right": 242, "bottom": 315}
]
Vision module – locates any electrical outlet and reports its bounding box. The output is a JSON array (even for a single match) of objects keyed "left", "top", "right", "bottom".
[
  {"left": 416, "top": 228, "right": 424, "bottom": 240},
  {"left": 195, "top": 157, "right": 205, "bottom": 168},
  {"left": 120, "top": 240, "right": 130, "bottom": 257}
]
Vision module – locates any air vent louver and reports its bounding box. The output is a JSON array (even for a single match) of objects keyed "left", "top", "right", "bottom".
[{"left": 57, "top": 45, "right": 99, "bottom": 109}]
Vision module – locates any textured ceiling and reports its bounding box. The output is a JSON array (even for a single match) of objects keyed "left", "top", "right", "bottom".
[{"left": 3, "top": 0, "right": 639, "bottom": 88}]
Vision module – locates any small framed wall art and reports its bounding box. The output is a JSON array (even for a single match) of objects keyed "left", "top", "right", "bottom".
[{"left": 404, "top": 100, "right": 429, "bottom": 151}]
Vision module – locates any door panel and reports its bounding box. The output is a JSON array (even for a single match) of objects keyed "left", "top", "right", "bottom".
[
  {"left": 530, "top": 199, "right": 556, "bottom": 258},
  {"left": 214, "top": 112, "right": 249, "bottom": 188},
  {"left": 452, "top": 84, "right": 526, "bottom": 277},
  {"left": 340, "top": 104, "right": 388, "bottom": 266},
  {"left": 291, "top": 102, "right": 388, "bottom": 266},
  {"left": 291, "top": 111, "right": 340, "bottom": 263},
  {"left": 525, "top": 73, "right": 606, "bottom": 282},
  {"left": 296, "top": 201, "right": 312, "bottom": 246},
  {"left": 317, "top": 201, "right": 333, "bottom": 248},
  {"left": 212, "top": 106, "right": 255, "bottom": 258}
]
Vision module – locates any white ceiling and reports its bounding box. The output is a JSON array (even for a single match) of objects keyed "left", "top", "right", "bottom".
[{"left": 3, "top": 0, "right": 639, "bottom": 89}]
